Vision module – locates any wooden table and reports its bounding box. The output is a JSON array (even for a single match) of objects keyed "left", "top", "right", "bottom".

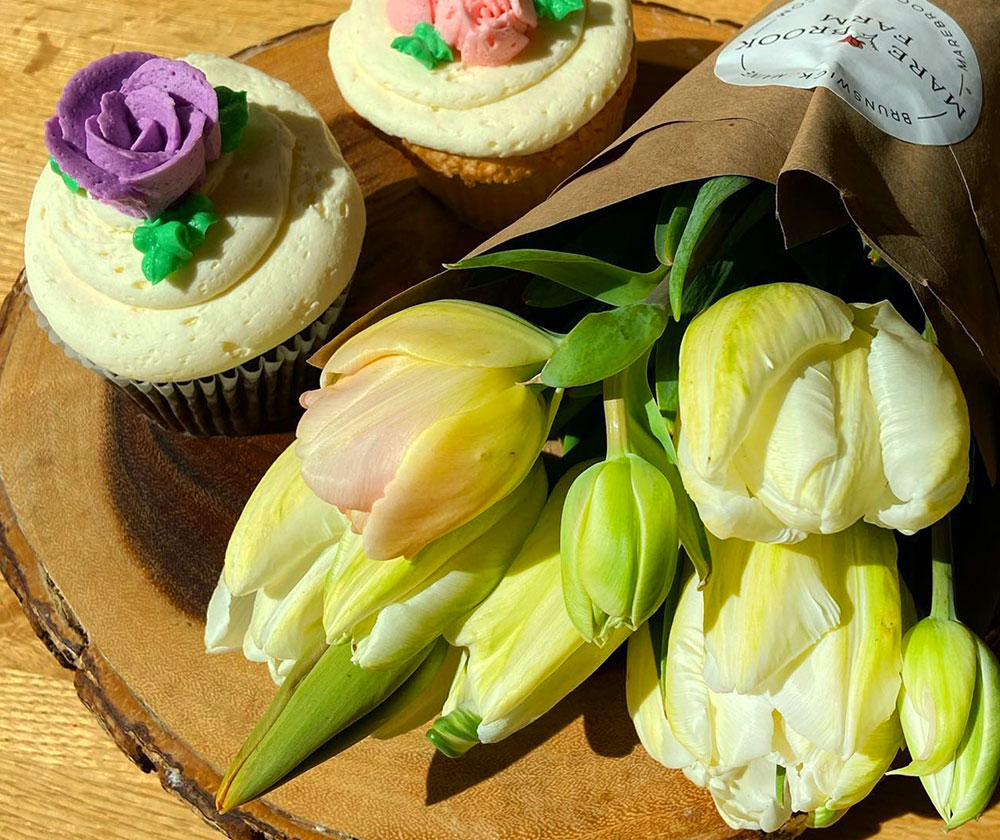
[{"left": 0, "top": 2, "right": 997, "bottom": 838}]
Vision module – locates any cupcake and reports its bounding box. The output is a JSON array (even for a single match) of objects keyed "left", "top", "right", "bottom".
[
  {"left": 329, "top": 0, "right": 635, "bottom": 231},
  {"left": 24, "top": 53, "right": 366, "bottom": 436}
]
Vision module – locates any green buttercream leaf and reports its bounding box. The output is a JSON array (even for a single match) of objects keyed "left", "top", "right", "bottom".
[
  {"left": 49, "top": 157, "right": 84, "bottom": 194},
  {"left": 535, "top": 0, "right": 584, "bottom": 21},
  {"left": 391, "top": 22, "right": 454, "bottom": 70},
  {"left": 215, "top": 86, "right": 250, "bottom": 153},
  {"left": 132, "top": 193, "right": 219, "bottom": 284}
]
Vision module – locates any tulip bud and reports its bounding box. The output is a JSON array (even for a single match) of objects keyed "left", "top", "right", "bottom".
[
  {"left": 916, "top": 637, "right": 1000, "bottom": 830},
  {"left": 429, "top": 464, "right": 632, "bottom": 755},
  {"left": 562, "top": 453, "right": 678, "bottom": 643},
  {"left": 677, "top": 283, "right": 970, "bottom": 544},
  {"left": 322, "top": 462, "right": 548, "bottom": 669},
  {"left": 297, "top": 300, "right": 559, "bottom": 560},
  {"left": 894, "top": 617, "right": 978, "bottom": 777}
]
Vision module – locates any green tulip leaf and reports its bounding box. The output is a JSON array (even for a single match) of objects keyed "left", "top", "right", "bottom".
[
  {"left": 653, "top": 182, "right": 697, "bottom": 266},
  {"left": 669, "top": 175, "right": 754, "bottom": 318},
  {"left": 541, "top": 302, "right": 668, "bottom": 388},
  {"left": 217, "top": 639, "right": 436, "bottom": 812},
  {"left": 452, "top": 249, "right": 668, "bottom": 307},
  {"left": 215, "top": 86, "right": 250, "bottom": 153},
  {"left": 523, "top": 276, "right": 588, "bottom": 308}
]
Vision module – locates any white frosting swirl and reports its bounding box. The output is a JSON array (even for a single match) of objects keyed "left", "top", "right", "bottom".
[
  {"left": 25, "top": 54, "right": 366, "bottom": 382},
  {"left": 329, "top": 0, "right": 633, "bottom": 157}
]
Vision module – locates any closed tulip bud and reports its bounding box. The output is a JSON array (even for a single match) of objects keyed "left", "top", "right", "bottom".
[
  {"left": 322, "top": 462, "right": 548, "bottom": 669},
  {"left": 428, "top": 464, "right": 632, "bottom": 755},
  {"left": 895, "top": 617, "right": 978, "bottom": 778},
  {"left": 627, "top": 524, "right": 904, "bottom": 833},
  {"left": 205, "top": 443, "right": 349, "bottom": 683},
  {"left": 562, "top": 454, "right": 678, "bottom": 643},
  {"left": 915, "top": 637, "right": 1000, "bottom": 830},
  {"left": 297, "top": 300, "right": 559, "bottom": 560},
  {"left": 677, "top": 283, "right": 969, "bottom": 544}
]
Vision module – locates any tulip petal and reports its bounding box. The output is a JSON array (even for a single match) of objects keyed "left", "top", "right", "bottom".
[
  {"left": 678, "top": 430, "right": 802, "bottom": 544},
  {"left": 353, "top": 464, "right": 548, "bottom": 669},
  {"left": 860, "top": 302, "right": 970, "bottom": 534},
  {"left": 767, "top": 524, "right": 902, "bottom": 758},
  {"left": 705, "top": 758, "right": 792, "bottom": 833},
  {"left": 445, "top": 465, "right": 631, "bottom": 743},
  {"left": 322, "top": 300, "right": 557, "bottom": 382},
  {"left": 205, "top": 573, "right": 255, "bottom": 652},
  {"left": 735, "top": 335, "right": 885, "bottom": 536},
  {"left": 225, "top": 443, "right": 348, "bottom": 597},
  {"left": 702, "top": 534, "right": 841, "bottom": 694},
  {"left": 626, "top": 622, "right": 695, "bottom": 769},
  {"left": 678, "top": 283, "right": 854, "bottom": 481},
  {"left": 361, "top": 383, "right": 549, "bottom": 559},
  {"left": 298, "top": 358, "right": 517, "bottom": 513}
]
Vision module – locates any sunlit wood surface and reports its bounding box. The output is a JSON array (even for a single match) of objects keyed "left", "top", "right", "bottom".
[{"left": 0, "top": 1, "right": 998, "bottom": 839}]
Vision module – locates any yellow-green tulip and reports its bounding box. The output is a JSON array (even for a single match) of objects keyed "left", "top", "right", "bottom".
[
  {"left": 296, "top": 300, "right": 559, "bottom": 560},
  {"left": 677, "top": 283, "right": 969, "bottom": 544},
  {"left": 627, "top": 523, "right": 904, "bottom": 832},
  {"left": 429, "top": 464, "right": 632, "bottom": 755}
]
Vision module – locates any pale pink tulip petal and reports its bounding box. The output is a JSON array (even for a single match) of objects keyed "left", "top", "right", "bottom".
[
  {"left": 298, "top": 357, "right": 521, "bottom": 513},
  {"left": 361, "top": 383, "right": 550, "bottom": 559}
]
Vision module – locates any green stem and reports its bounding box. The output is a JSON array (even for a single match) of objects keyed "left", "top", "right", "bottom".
[
  {"left": 930, "top": 517, "right": 958, "bottom": 622},
  {"left": 603, "top": 354, "right": 651, "bottom": 458}
]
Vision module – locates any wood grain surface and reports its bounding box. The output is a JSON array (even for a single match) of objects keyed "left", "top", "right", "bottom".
[{"left": 0, "top": 2, "right": 998, "bottom": 840}]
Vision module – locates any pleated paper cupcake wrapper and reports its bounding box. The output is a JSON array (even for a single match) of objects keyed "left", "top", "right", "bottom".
[{"left": 27, "top": 288, "right": 347, "bottom": 437}]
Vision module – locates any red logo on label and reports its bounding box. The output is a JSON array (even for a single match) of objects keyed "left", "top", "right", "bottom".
[{"left": 839, "top": 35, "right": 865, "bottom": 49}]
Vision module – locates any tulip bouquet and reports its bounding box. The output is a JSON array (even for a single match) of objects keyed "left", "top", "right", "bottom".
[{"left": 206, "top": 176, "right": 999, "bottom": 833}]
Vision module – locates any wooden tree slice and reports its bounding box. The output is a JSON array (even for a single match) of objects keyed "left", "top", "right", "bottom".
[{"left": 0, "top": 17, "right": 777, "bottom": 840}]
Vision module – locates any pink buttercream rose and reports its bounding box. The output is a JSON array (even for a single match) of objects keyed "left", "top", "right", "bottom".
[
  {"left": 387, "top": 0, "right": 537, "bottom": 66},
  {"left": 386, "top": 0, "right": 434, "bottom": 36}
]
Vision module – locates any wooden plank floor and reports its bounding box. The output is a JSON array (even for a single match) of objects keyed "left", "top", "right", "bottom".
[{"left": 0, "top": 1, "right": 997, "bottom": 838}]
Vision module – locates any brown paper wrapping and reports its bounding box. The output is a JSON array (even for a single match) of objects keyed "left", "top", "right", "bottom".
[{"left": 314, "top": 0, "right": 1000, "bottom": 473}]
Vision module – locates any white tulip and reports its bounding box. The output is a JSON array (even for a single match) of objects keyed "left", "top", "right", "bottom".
[
  {"left": 627, "top": 524, "right": 904, "bottom": 831},
  {"left": 677, "top": 283, "right": 970, "bottom": 544}
]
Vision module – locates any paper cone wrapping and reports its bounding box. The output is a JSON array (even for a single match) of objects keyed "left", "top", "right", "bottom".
[{"left": 313, "top": 0, "right": 1000, "bottom": 470}]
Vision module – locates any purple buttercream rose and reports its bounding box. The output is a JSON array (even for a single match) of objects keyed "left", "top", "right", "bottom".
[{"left": 45, "top": 52, "right": 221, "bottom": 219}]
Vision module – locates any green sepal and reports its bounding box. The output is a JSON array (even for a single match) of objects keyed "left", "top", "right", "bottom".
[
  {"left": 215, "top": 86, "right": 250, "bottom": 154},
  {"left": 392, "top": 22, "right": 454, "bottom": 70},
  {"left": 49, "top": 157, "right": 83, "bottom": 194},
  {"left": 427, "top": 708, "right": 483, "bottom": 758},
  {"left": 452, "top": 249, "right": 669, "bottom": 308},
  {"left": 540, "top": 302, "right": 668, "bottom": 388},
  {"left": 217, "top": 639, "right": 436, "bottom": 812},
  {"left": 535, "top": 0, "right": 584, "bottom": 21},
  {"left": 132, "top": 193, "right": 219, "bottom": 284}
]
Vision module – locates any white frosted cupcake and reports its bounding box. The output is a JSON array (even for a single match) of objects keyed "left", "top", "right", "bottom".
[
  {"left": 329, "top": 0, "right": 635, "bottom": 231},
  {"left": 25, "top": 53, "right": 365, "bottom": 435}
]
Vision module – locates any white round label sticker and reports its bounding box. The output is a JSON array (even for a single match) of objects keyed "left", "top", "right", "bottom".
[{"left": 715, "top": 0, "right": 982, "bottom": 146}]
